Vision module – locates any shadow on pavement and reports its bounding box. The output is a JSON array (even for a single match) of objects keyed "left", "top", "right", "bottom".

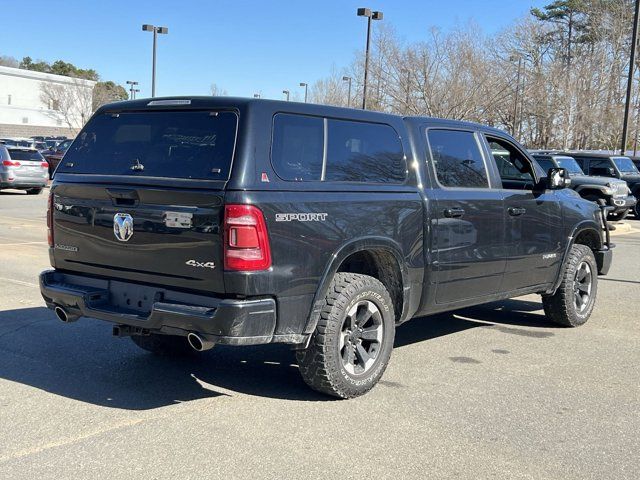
[
  {"left": 395, "top": 298, "right": 555, "bottom": 348},
  {"left": 0, "top": 307, "right": 328, "bottom": 409},
  {"left": 0, "top": 299, "right": 554, "bottom": 409}
]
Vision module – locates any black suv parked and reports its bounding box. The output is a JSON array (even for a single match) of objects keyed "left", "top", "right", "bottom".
[
  {"left": 631, "top": 156, "right": 640, "bottom": 196},
  {"left": 531, "top": 151, "right": 635, "bottom": 220},
  {"left": 40, "top": 98, "right": 613, "bottom": 398},
  {"left": 567, "top": 152, "right": 640, "bottom": 218}
]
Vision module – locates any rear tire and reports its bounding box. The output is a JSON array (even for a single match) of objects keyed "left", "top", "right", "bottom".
[
  {"left": 26, "top": 188, "right": 43, "bottom": 195},
  {"left": 130, "top": 334, "right": 197, "bottom": 357},
  {"left": 296, "top": 273, "right": 395, "bottom": 399},
  {"left": 542, "top": 244, "right": 598, "bottom": 327},
  {"left": 634, "top": 200, "right": 640, "bottom": 218}
]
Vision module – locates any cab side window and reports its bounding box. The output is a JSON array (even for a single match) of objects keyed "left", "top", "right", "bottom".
[
  {"left": 485, "top": 136, "right": 535, "bottom": 190},
  {"left": 427, "top": 129, "right": 489, "bottom": 188},
  {"left": 271, "top": 114, "right": 324, "bottom": 181},
  {"left": 325, "top": 119, "right": 406, "bottom": 183},
  {"left": 586, "top": 158, "right": 614, "bottom": 177},
  {"left": 271, "top": 113, "right": 407, "bottom": 183}
]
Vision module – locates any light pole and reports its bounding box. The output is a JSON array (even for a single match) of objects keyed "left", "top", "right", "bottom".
[
  {"left": 142, "top": 24, "right": 168, "bottom": 97},
  {"left": 282, "top": 90, "right": 290, "bottom": 101},
  {"left": 342, "top": 76, "right": 352, "bottom": 107},
  {"left": 299, "top": 82, "right": 308, "bottom": 103},
  {"left": 254, "top": 93, "right": 261, "bottom": 98},
  {"left": 357, "top": 8, "right": 383, "bottom": 110},
  {"left": 621, "top": 0, "right": 640, "bottom": 154},
  {"left": 133, "top": 88, "right": 140, "bottom": 99},
  {"left": 126, "top": 80, "right": 139, "bottom": 100},
  {"left": 634, "top": 90, "right": 640, "bottom": 155}
]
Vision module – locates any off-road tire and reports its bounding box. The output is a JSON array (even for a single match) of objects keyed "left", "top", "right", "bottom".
[
  {"left": 542, "top": 244, "right": 598, "bottom": 327},
  {"left": 608, "top": 209, "right": 628, "bottom": 221},
  {"left": 131, "top": 334, "right": 197, "bottom": 356},
  {"left": 296, "top": 273, "right": 395, "bottom": 399},
  {"left": 26, "top": 188, "right": 43, "bottom": 195}
]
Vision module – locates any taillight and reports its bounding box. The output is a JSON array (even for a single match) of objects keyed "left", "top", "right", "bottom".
[
  {"left": 41, "top": 161, "right": 49, "bottom": 168},
  {"left": 224, "top": 204, "right": 271, "bottom": 271},
  {"left": 47, "top": 191, "right": 54, "bottom": 247},
  {"left": 2, "top": 160, "right": 21, "bottom": 167}
]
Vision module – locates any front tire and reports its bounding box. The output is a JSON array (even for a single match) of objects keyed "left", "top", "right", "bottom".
[
  {"left": 130, "top": 333, "right": 197, "bottom": 356},
  {"left": 542, "top": 244, "right": 598, "bottom": 327},
  {"left": 296, "top": 273, "right": 395, "bottom": 399}
]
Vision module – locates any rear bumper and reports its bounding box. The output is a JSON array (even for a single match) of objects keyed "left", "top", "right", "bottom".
[
  {"left": 0, "top": 179, "right": 47, "bottom": 189},
  {"left": 39, "top": 270, "right": 282, "bottom": 345}
]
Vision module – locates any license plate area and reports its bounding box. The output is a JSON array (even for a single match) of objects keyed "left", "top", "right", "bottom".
[{"left": 109, "top": 282, "right": 159, "bottom": 314}]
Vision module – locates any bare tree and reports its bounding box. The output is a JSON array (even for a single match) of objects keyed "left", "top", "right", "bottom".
[
  {"left": 306, "top": 0, "right": 636, "bottom": 150},
  {"left": 0, "top": 55, "right": 19, "bottom": 68},
  {"left": 40, "top": 78, "right": 94, "bottom": 134},
  {"left": 210, "top": 83, "right": 228, "bottom": 96},
  {"left": 309, "top": 67, "right": 350, "bottom": 106}
]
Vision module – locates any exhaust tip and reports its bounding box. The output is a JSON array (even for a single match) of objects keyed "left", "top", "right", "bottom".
[
  {"left": 54, "top": 305, "right": 78, "bottom": 323},
  {"left": 54, "top": 306, "right": 69, "bottom": 322},
  {"left": 187, "top": 332, "right": 214, "bottom": 352}
]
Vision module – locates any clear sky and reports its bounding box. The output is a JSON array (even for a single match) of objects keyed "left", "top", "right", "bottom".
[{"left": 1, "top": 0, "right": 546, "bottom": 100}]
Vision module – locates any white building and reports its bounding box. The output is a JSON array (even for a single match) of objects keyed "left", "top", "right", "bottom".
[{"left": 0, "top": 65, "right": 96, "bottom": 138}]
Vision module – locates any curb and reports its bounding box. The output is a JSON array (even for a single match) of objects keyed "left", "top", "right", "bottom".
[{"left": 609, "top": 221, "right": 636, "bottom": 236}]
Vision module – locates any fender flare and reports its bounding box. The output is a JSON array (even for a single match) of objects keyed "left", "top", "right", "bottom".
[
  {"left": 546, "top": 220, "right": 602, "bottom": 295},
  {"left": 303, "top": 236, "right": 410, "bottom": 335}
]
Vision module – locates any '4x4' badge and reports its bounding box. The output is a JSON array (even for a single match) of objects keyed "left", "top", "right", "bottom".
[{"left": 113, "top": 213, "right": 134, "bottom": 242}]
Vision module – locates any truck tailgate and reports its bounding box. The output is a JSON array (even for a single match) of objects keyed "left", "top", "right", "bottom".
[{"left": 51, "top": 183, "right": 225, "bottom": 294}]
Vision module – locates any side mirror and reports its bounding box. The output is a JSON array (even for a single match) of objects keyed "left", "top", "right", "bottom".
[{"left": 547, "top": 167, "right": 571, "bottom": 190}]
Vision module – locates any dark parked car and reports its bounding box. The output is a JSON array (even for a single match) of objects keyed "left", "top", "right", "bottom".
[
  {"left": 0, "top": 146, "right": 49, "bottom": 194},
  {"left": 565, "top": 152, "right": 640, "bottom": 218},
  {"left": 631, "top": 156, "right": 640, "bottom": 188},
  {"left": 0, "top": 138, "right": 18, "bottom": 147},
  {"left": 41, "top": 138, "right": 73, "bottom": 177},
  {"left": 531, "top": 151, "right": 635, "bottom": 221},
  {"left": 40, "top": 97, "right": 613, "bottom": 398}
]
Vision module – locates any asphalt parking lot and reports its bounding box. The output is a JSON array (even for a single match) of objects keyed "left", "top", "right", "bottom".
[{"left": 0, "top": 189, "right": 638, "bottom": 480}]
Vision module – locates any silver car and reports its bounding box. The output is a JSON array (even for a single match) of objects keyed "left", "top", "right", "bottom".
[{"left": 0, "top": 145, "right": 49, "bottom": 194}]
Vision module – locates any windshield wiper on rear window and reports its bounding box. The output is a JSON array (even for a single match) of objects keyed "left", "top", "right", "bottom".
[{"left": 130, "top": 159, "right": 145, "bottom": 172}]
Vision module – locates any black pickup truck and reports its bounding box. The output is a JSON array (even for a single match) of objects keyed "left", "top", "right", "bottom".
[{"left": 40, "top": 98, "right": 613, "bottom": 398}]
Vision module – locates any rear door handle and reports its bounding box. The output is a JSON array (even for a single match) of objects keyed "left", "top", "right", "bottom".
[
  {"left": 508, "top": 207, "right": 526, "bottom": 217},
  {"left": 444, "top": 207, "right": 465, "bottom": 218}
]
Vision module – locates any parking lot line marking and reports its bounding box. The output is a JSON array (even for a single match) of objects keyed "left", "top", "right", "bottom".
[
  {"left": 0, "top": 277, "right": 39, "bottom": 288},
  {"left": 0, "top": 241, "right": 47, "bottom": 246},
  {"left": 0, "top": 418, "right": 145, "bottom": 464},
  {"left": 0, "top": 398, "right": 227, "bottom": 464}
]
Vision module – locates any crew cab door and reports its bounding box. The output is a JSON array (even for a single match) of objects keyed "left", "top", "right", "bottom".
[
  {"left": 482, "top": 134, "right": 563, "bottom": 291},
  {"left": 425, "top": 128, "right": 506, "bottom": 304}
]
